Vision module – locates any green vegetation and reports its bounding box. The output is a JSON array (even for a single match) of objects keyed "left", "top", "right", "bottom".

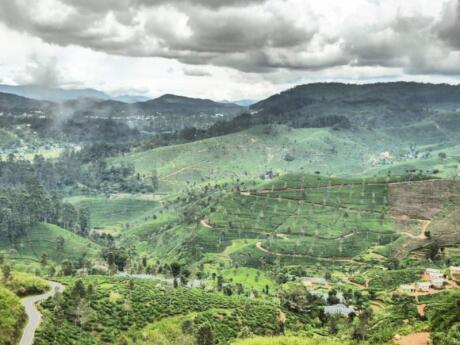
[
  {"left": 35, "top": 276, "right": 287, "bottom": 345},
  {"left": 1, "top": 271, "right": 48, "bottom": 296},
  {"left": 66, "top": 195, "right": 159, "bottom": 232},
  {"left": 0, "top": 286, "right": 25, "bottom": 345},
  {"left": 429, "top": 290, "right": 460, "bottom": 345},
  {"left": 367, "top": 269, "right": 423, "bottom": 291},
  {"left": 232, "top": 336, "right": 368, "bottom": 345},
  {"left": 0, "top": 223, "right": 100, "bottom": 272},
  {"left": 1, "top": 82, "right": 460, "bottom": 345}
]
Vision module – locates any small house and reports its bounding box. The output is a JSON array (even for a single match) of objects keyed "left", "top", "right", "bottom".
[
  {"left": 324, "top": 304, "right": 354, "bottom": 316},
  {"left": 431, "top": 278, "right": 445, "bottom": 289},
  {"left": 423, "top": 268, "right": 443, "bottom": 281},
  {"left": 416, "top": 282, "right": 431, "bottom": 292}
]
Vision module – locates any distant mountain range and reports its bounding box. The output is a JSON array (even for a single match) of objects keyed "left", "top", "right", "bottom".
[
  {"left": 3, "top": 81, "right": 460, "bottom": 141},
  {"left": 0, "top": 84, "right": 110, "bottom": 102},
  {"left": 112, "top": 95, "right": 151, "bottom": 103},
  {"left": 0, "top": 84, "right": 250, "bottom": 107},
  {"left": 221, "top": 99, "right": 258, "bottom": 107}
]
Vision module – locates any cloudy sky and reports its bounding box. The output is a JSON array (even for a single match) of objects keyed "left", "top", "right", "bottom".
[{"left": 0, "top": 0, "right": 460, "bottom": 100}]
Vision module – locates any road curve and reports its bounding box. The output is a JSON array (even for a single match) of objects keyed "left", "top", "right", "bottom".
[{"left": 19, "top": 281, "right": 64, "bottom": 345}]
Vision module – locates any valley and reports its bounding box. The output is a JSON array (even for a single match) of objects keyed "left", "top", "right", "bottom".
[{"left": 0, "top": 82, "right": 459, "bottom": 345}]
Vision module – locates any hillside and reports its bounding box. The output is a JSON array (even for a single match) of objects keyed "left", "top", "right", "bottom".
[
  {"left": 119, "top": 173, "right": 460, "bottom": 267},
  {"left": 66, "top": 194, "right": 159, "bottom": 234},
  {"left": 137, "top": 94, "right": 242, "bottom": 114},
  {"left": 0, "top": 84, "right": 110, "bottom": 102},
  {"left": 35, "top": 276, "right": 290, "bottom": 345},
  {"left": 113, "top": 112, "right": 460, "bottom": 192},
  {"left": 0, "top": 286, "right": 25, "bottom": 345},
  {"left": 250, "top": 82, "right": 460, "bottom": 128},
  {"left": 0, "top": 223, "right": 101, "bottom": 272}
]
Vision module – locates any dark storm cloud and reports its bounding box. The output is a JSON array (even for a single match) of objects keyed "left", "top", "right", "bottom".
[
  {"left": 58, "top": 0, "right": 268, "bottom": 12},
  {"left": 437, "top": 0, "right": 460, "bottom": 48},
  {"left": 1, "top": 0, "right": 460, "bottom": 75}
]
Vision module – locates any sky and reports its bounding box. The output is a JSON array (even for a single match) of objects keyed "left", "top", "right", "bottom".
[{"left": 0, "top": 0, "right": 459, "bottom": 101}]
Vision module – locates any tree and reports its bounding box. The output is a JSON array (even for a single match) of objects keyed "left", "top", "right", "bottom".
[
  {"left": 61, "top": 260, "right": 73, "bottom": 276},
  {"left": 61, "top": 203, "right": 78, "bottom": 231},
  {"left": 196, "top": 324, "right": 214, "bottom": 345},
  {"left": 72, "top": 279, "right": 86, "bottom": 300},
  {"left": 78, "top": 207, "right": 91, "bottom": 236},
  {"left": 40, "top": 253, "right": 48, "bottom": 267},
  {"left": 217, "top": 275, "right": 224, "bottom": 292},
  {"left": 327, "top": 289, "right": 340, "bottom": 305},
  {"left": 2, "top": 264, "right": 11, "bottom": 281},
  {"left": 56, "top": 236, "right": 65, "bottom": 255},
  {"left": 328, "top": 316, "right": 339, "bottom": 335},
  {"left": 427, "top": 241, "right": 440, "bottom": 260}
]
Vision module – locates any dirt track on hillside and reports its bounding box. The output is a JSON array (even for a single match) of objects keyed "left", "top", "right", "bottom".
[
  {"left": 395, "top": 332, "right": 430, "bottom": 345},
  {"left": 255, "top": 241, "right": 354, "bottom": 262}
]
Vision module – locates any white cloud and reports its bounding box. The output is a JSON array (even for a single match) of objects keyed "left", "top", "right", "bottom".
[{"left": 0, "top": 0, "right": 459, "bottom": 100}]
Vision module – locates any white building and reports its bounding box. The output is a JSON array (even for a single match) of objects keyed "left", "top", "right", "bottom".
[
  {"left": 416, "top": 282, "right": 431, "bottom": 292},
  {"left": 432, "top": 278, "right": 445, "bottom": 289},
  {"left": 324, "top": 304, "right": 354, "bottom": 316},
  {"left": 425, "top": 268, "right": 444, "bottom": 281}
]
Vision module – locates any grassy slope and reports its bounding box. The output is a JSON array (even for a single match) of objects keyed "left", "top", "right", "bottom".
[
  {"left": 121, "top": 170, "right": 460, "bottom": 269},
  {"left": 0, "top": 286, "right": 26, "bottom": 345},
  {"left": 110, "top": 126, "right": 383, "bottom": 192},
  {"left": 1, "top": 272, "right": 48, "bottom": 296},
  {"left": 119, "top": 174, "right": 397, "bottom": 267},
  {"left": 113, "top": 115, "right": 460, "bottom": 192},
  {"left": 66, "top": 195, "right": 159, "bottom": 232},
  {"left": 0, "top": 223, "right": 101, "bottom": 271},
  {"left": 231, "top": 337, "right": 366, "bottom": 345}
]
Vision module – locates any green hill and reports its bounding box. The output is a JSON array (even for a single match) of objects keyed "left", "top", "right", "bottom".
[
  {"left": 120, "top": 173, "right": 460, "bottom": 267},
  {"left": 66, "top": 194, "right": 159, "bottom": 234},
  {"left": 0, "top": 223, "right": 101, "bottom": 272},
  {"left": 35, "top": 276, "right": 292, "bottom": 345},
  {"left": 113, "top": 112, "right": 460, "bottom": 192}
]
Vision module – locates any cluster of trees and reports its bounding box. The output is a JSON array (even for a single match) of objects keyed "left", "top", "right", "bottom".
[
  {"left": 140, "top": 109, "right": 351, "bottom": 152},
  {"left": 0, "top": 152, "right": 157, "bottom": 195},
  {"left": 0, "top": 178, "right": 90, "bottom": 242},
  {"left": 430, "top": 291, "right": 460, "bottom": 345}
]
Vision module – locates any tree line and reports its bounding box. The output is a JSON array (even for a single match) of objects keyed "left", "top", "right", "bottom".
[
  {"left": 0, "top": 178, "right": 90, "bottom": 243},
  {"left": 0, "top": 152, "right": 157, "bottom": 195}
]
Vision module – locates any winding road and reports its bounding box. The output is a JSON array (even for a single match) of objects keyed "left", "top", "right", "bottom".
[{"left": 19, "top": 281, "right": 64, "bottom": 345}]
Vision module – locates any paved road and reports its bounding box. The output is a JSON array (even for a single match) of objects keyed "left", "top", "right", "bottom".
[{"left": 19, "top": 281, "right": 64, "bottom": 345}]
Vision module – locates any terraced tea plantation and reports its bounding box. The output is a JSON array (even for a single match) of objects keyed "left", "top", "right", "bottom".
[
  {"left": 35, "top": 276, "right": 295, "bottom": 345},
  {"left": 193, "top": 174, "right": 441, "bottom": 265}
]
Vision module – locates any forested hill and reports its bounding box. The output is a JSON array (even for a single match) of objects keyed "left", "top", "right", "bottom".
[
  {"left": 0, "top": 92, "right": 243, "bottom": 118},
  {"left": 0, "top": 92, "right": 53, "bottom": 112},
  {"left": 136, "top": 94, "right": 244, "bottom": 114},
  {"left": 0, "top": 91, "right": 244, "bottom": 142},
  {"left": 249, "top": 82, "right": 460, "bottom": 128}
]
